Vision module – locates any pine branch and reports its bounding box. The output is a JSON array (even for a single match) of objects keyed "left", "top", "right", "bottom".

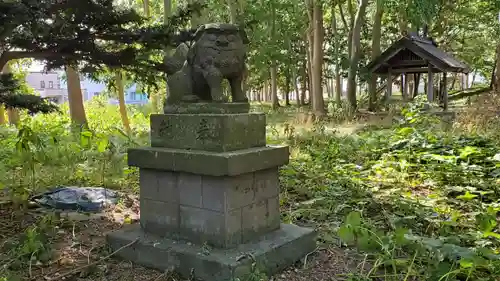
[
  {"left": 0, "top": 93, "right": 59, "bottom": 114},
  {"left": 0, "top": 73, "right": 59, "bottom": 114}
]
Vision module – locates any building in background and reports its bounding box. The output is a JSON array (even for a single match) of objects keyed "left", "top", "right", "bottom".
[
  {"left": 108, "top": 83, "right": 149, "bottom": 105},
  {"left": 25, "top": 71, "right": 67, "bottom": 103},
  {"left": 25, "top": 71, "right": 148, "bottom": 105}
]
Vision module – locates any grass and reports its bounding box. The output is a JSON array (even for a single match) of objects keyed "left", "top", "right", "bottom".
[{"left": 1, "top": 94, "right": 500, "bottom": 281}]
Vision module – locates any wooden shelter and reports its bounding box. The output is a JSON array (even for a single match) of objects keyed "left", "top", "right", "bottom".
[{"left": 365, "top": 33, "right": 471, "bottom": 110}]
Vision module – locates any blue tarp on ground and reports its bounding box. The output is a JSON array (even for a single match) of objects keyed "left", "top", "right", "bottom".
[{"left": 32, "top": 187, "right": 119, "bottom": 212}]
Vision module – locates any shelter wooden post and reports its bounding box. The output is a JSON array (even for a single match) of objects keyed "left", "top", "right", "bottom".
[
  {"left": 402, "top": 73, "right": 408, "bottom": 101},
  {"left": 427, "top": 66, "right": 434, "bottom": 102},
  {"left": 386, "top": 67, "right": 393, "bottom": 102},
  {"left": 443, "top": 72, "right": 448, "bottom": 111}
]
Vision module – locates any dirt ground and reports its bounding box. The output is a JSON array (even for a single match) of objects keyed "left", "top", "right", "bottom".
[{"left": 0, "top": 197, "right": 361, "bottom": 281}]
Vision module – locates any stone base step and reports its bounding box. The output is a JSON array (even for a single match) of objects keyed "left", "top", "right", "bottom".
[{"left": 106, "top": 223, "right": 316, "bottom": 281}]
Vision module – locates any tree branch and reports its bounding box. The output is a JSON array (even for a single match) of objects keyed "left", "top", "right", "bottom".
[{"left": 338, "top": 2, "right": 350, "bottom": 33}]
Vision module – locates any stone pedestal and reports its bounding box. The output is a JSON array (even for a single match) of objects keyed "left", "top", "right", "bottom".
[{"left": 106, "top": 103, "right": 316, "bottom": 281}]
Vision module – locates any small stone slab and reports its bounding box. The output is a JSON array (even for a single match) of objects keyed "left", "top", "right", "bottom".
[
  {"left": 164, "top": 102, "right": 250, "bottom": 114},
  {"left": 150, "top": 113, "right": 266, "bottom": 152},
  {"left": 127, "top": 146, "right": 289, "bottom": 176},
  {"left": 106, "top": 223, "right": 316, "bottom": 281}
]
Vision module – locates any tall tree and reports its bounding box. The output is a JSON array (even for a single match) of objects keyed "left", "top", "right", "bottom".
[
  {"left": 346, "top": 0, "right": 369, "bottom": 111},
  {"left": 305, "top": 0, "right": 315, "bottom": 107},
  {"left": 2, "top": 63, "right": 19, "bottom": 125},
  {"left": 163, "top": 0, "right": 174, "bottom": 112},
  {"left": 331, "top": 3, "right": 342, "bottom": 105},
  {"left": 270, "top": 0, "right": 280, "bottom": 109},
  {"left": 115, "top": 71, "right": 132, "bottom": 134},
  {"left": 368, "top": 0, "right": 384, "bottom": 111},
  {"left": 311, "top": 0, "right": 326, "bottom": 116},
  {"left": 339, "top": 0, "right": 354, "bottom": 59},
  {"left": 0, "top": 65, "right": 5, "bottom": 125},
  {"left": 66, "top": 66, "right": 88, "bottom": 126},
  {"left": 144, "top": 0, "right": 151, "bottom": 17},
  {"left": 495, "top": 42, "right": 500, "bottom": 91},
  {"left": 0, "top": 105, "right": 5, "bottom": 125}
]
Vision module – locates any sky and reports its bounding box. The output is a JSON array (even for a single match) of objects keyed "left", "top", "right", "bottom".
[{"left": 28, "top": 61, "right": 48, "bottom": 72}]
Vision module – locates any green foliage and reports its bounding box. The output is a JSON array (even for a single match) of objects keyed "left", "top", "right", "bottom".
[
  {"left": 278, "top": 98, "right": 500, "bottom": 280},
  {"left": 1, "top": 213, "right": 58, "bottom": 278},
  {"left": 0, "top": 73, "right": 58, "bottom": 114},
  {"left": 0, "top": 98, "right": 148, "bottom": 205}
]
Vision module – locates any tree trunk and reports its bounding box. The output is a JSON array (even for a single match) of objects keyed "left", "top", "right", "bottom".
[
  {"left": 7, "top": 109, "right": 19, "bottom": 126},
  {"left": 413, "top": 73, "right": 420, "bottom": 98},
  {"left": 263, "top": 82, "right": 268, "bottom": 101},
  {"left": 285, "top": 69, "right": 291, "bottom": 106},
  {"left": 346, "top": 0, "right": 369, "bottom": 111},
  {"left": 0, "top": 106, "right": 5, "bottom": 125},
  {"left": 305, "top": 1, "right": 314, "bottom": 107},
  {"left": 424, "top": 77, "right": 427, "bottom": 96},
  {"left": 405, "top": 74, "right": 412, "bottom": 100},
  {"left": 66, "top": 66, "right": 88, "bottom": 126},
  {"left": 325, "top": 77, "right": 332, "bottom": 98},
  {"left": 1, "top": 64, "right": 12, "bottom": 125},
  {"left": 163, "top": 0, "right": 174, "bottom": 110},
  {"left": 228, "top": 0, "right": 249, "bottom": 100},
  {"left": 306, "top": 50, "right": 313, "bottom": 104},
  {"left": 1, "top": 63, "right": 19, "bottom": 126},
  {"left": 271, "top": 67, "right": 280, "bottom": 109},
  {"left": 143, "top": 0, "right": 150, "bottom": 17},
  {"left": 368, "top": 0, "right": 383, "bottom": 111},
  {"left": 347, "top": 0, "right": 354, "bottom": 57},
  {"left": 300, "top": 60, "right": 307, "bottom": 105},
  {"left": 270, "top": 2, "right": 279, "bottom": 109},
  {"left": 146, "top": 0, "right": 158, "bottom": 113},
  {"left": 332, "top": 5, "right": 342, "bottom": 105},
  {"left": 0, "top": 63, "right": 6, "bottom": 125},
  {"left": 311, "top": 0, "right": 325, "bottom": 116},
  {"left": 289, "top": 41, "right": 301, "bottom": 107},
  {"left": 397, "top": 1, "right": 409, "bottom": 36},
  {"left": 494, "top": 43, "right": 500, "bottom": 91},
  {"left": 268, "top": 81, "right": 272, "bottom": 101},
  {"left": 293, "top": 69, "right": 301, "bottom": 106},
  {"left": 115, "top": 71, "right": 131, "bottom": 135},
  {"left": 228, "top": 0, "right": 239, "bottom": 23},
  {"left": 189, "top": 0, "right": 205, "bottom": 27},
  {"left": 449, "top": 73, "right": 457, "bottom": 90}
]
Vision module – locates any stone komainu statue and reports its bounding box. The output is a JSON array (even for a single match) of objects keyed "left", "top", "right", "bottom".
[{"left": 164, "top": 23, "right": 249, "bottom": 106}]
